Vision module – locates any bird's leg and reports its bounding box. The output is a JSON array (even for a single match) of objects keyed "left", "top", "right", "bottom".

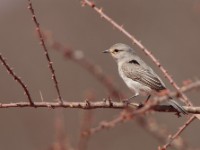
[
  {"left": 136, "top": 94, "right": 151, "bottom": 108},
  {"left": 127, "top": 93, "right": 139, "bottom": 101},
  {"left": 123, "top": 93, "right": 139, "bottom": 105},
  {"left": 144, "top": 94, "right": 151, "bottom": 104}
]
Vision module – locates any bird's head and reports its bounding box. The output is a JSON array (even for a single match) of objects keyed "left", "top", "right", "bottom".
[{"left": 103, "top": 43, "right": 135, "bottom": 61}]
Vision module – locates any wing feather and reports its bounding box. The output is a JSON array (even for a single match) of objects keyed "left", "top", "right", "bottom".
[{"left": 121, "top": 62, "right": 165, "bottom": 91}]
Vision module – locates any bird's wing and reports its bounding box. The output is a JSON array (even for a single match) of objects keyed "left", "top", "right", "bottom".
[{"left": 121, "top": 61, "right": 166, "bottom": 91}]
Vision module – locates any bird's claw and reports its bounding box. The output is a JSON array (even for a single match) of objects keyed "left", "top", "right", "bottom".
[
  {"left": 122, "top": 99, "right": 130, "bottom": 106},
  {"left": 138, "top": 102, "right": 144, "bottom": 108}
]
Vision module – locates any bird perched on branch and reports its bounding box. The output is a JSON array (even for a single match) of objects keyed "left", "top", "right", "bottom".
[{"left": 103, "top": 43, "right": 187, "bottom": 114}]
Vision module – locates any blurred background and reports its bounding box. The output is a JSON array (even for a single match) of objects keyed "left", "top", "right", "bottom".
[{"left": 0, "top": 0, "right": 200, "bottom": 149}]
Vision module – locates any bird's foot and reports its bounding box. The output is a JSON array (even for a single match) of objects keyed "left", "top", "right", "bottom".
[
  {"left": 138, "top": 102, "right": 144, "bottom": 108},
  {"left": 122, "top": 99, "right": 130, "bottom": 106}
]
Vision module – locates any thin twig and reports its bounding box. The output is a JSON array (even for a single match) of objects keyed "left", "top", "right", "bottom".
[
  {"left": 0, "top": 53, "right": 34, "bottom": 105},
  {"left": 82, "top": 110, "right": 132, "bottom": 137},
  {"left": 27, "top": 0, "right": 63, "bottom": 104},
  {"left": 137, "top": 116, "right": 188, "bottom": 150},
  {"left": 160, "top": 116, "right": 196, "bottom": 150},
  {"left": 82, "top": 0, "right": 193, "bottom": 106}
]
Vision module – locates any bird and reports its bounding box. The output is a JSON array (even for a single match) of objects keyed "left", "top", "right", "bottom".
[{"left": 103, "top": 43, "right": 187, "bottom": 114}]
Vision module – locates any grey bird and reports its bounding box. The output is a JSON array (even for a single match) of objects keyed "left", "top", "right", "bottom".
[{"left": 103, "top": 43, "right": 187, "bottom": 114}]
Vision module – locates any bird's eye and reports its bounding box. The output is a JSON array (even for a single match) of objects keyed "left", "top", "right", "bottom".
[{"left": 113, "top": 49, "right": 119, "bottom": 53}]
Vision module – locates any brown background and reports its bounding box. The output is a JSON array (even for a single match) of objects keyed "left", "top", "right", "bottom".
[{"left": 0, "top": 0, "right": 200, "bottom": 150}]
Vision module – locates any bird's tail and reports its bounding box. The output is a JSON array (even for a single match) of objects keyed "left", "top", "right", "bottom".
[{"left": 168, "top": 98, "right": 188, "bottom": 115}]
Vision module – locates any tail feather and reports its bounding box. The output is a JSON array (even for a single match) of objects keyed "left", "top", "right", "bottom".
[{"left": 168, "top": 99, "right": 188, "bottom": 115}]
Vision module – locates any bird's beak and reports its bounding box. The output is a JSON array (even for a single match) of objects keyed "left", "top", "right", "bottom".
[{"left": 102, "top": 49, "right": 110, "bottom": 53}]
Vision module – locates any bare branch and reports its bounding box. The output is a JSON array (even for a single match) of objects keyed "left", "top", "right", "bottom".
[
  {"left": 0, "top": 79, "right": 199, "bottom": 111},
  {"left": 137, "top": 116, "right": 188, "bottom": 150},
  {"left": 82, "top": 0, "right": 193, "bottom": 106},
  {"left": 27, "top": 0, "right": 63, "bottom": 104},
  {"left": 0, "top": 53, "right": 34, "bottom": 105},
  {"left": 160, "top": 116, "right": 196, "bottom": 150},
  {"left": 0, "top": 101, "right": 199, "bottom": 114},
  {"left": 82, "top": 110, "right": 131, "bottom": 137}
]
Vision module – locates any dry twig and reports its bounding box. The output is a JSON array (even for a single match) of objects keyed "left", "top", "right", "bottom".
[
  {"left": 27, "top": 0, "right": 63, "bottom": 104},
  {"left": 82, "top": 110, "right": 132, "bottom": 137},
  {"left": 137, "top": 116, "right": 188, "bottom": 150},
  {"left": 160, "top": 116, "right": 196, "bottom": 150},
  {"left": 0, "top": 80, "right": 199, "bottom": 112},
  {"left": 0, "top": 54, "right": 34, "bottom": 105},
  {"left": 0, "top": 101, "right": 199, "bottom": 114}
]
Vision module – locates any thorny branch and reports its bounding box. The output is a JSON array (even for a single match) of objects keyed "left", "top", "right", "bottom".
[
  {"left": 27, "top": 0, "right": 63, "bottom": 104},
  {"left": 0, "top": 101, "right": 199, "bottom": 114},
  {"left": 82, "top": 110, "right": 132, "bottom": 137},
  {"left": 85, "top": 113, "right": 190, "bottom": 150},
  {"left": 0, "top": 53, "right": 34, "bottom": 105},
  {"left": 137, "top": 116, "right": 188, "bottom": 150},
  {"left": 0, "top": 72, "right": 198, "bottom": 111},
  {"left": 81, "top": 0, "right": 193, "bottom": 107},
  {"left": 160, "top": 116, "right": 196, "bottom": 150}
]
